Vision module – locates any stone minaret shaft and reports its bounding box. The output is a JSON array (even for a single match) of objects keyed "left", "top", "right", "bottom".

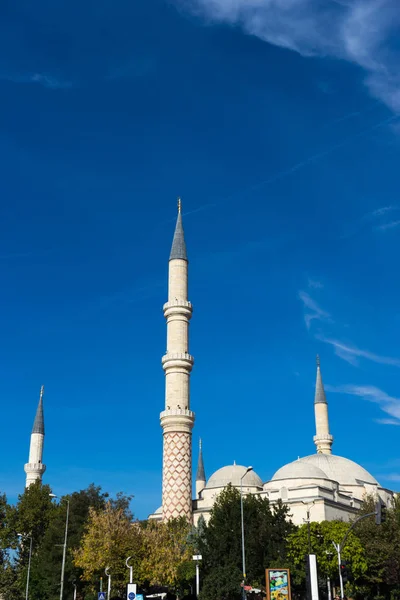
[
  {"left": 313, "top": 356, "right": 333, "bottom": 454},
  {"left": 161, "top": 199, "right": 195, "bottom": 521},
  {"left": 24, "top": 386, "right": 46, "bottom": 487}
]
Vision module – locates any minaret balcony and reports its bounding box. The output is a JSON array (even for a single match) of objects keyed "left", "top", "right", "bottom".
[
  {"left": 313, "top": 434, "right": 334, "bottom": 442},
  {"left": 163, "top": 301, "right": 193, "bottom": 319},
  {"left": 24, "top": 462, "right": 46, "bottom": 474},
  {"left": 160, "top": 408, "right": 195, "bottom": 433},
  {"left": 160, "top": 408, "right": 195, "bottom": 419},
  {"left": 162, "top": 352, "right": 194, "bottom": 370}
]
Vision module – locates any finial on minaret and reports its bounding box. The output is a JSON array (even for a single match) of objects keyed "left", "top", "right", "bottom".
[
  {"left": 178, "top": 197, "right": 182, "bottom": 213},
  {"left": 40, "top": 385, "right": 44, "bottom": 400},
  {"left": 316, "top": 354, "right": 320, "bottom": 368}
]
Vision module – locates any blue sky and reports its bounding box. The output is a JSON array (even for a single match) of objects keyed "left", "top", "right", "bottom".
[{"left": 1, "top": 0, "right": 400, "bottom": 518}]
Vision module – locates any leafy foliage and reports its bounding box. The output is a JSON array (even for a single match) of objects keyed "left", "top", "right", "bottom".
[
  {"left": 198, "top": 485, "right": 295, "bottom": 599},
  {"left": 74, "top": 501, "right": 140, "bottom": 596}
]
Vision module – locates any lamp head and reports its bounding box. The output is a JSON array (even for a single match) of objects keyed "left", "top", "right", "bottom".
[{"left": 49, "top": 493, "right": 57, "bottom": 499}]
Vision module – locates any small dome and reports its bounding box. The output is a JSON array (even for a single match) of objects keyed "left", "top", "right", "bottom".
[
  {"left": 206, "top": 464, "right": 263, "bottom": 489},
  {"left": 271, "top": 460, "right": 328, "bottom": 481},
  {"left": 300, "top": 454, "right": 378, "bottom": 485},
  {"left": 154, "top": 506, "right": 162, "bottom": 514}
]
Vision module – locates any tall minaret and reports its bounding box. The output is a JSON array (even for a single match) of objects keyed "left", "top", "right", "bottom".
[
  {"left": 313, "top": 356, "right": 333, "bottom": 454},
  {"left": 24, "top": 386, "right": 46, "bottom": 487},
  {"left": 161, "top": 199, "right": 195, "bottom": 521},
  {"left": 196, "top": 438, "right": 206, "bottom": 499}
]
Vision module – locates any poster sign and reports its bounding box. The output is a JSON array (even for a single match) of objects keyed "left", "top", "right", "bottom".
[{"left": 266, "top": 569, "right": 291, "bottom": 600}]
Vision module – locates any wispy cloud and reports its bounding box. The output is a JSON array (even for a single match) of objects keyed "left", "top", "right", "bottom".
[
  {"left": 2, "top": 72, "right": 73, "bottom": 89},
  {"left": 298, "top": 291, "right": 331, "bottom": 329},
  {"left": 326, "top": 383, "right": 400, "bottom": 423},
  {"left": 377, "top": 219, "right": 400, "bottom": 231},
  {"left": 308, "top": 278, "right": 323, "bottom": 290},
  {"left": 177, "top": 0, "right": 400, "bottom": 113},
  {"left": 366, "top": 206, "right": 397, "bottom": 219},
  {"left": 317, "top": 335, "right": 400, "bottom": 367}
]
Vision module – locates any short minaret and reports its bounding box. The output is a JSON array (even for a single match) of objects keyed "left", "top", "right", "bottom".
[
  {"left": 161, "top": 199, "right": 195, "bottom": 521},
  {"left": 196, "top": 438, "right": 206, "bottom": 498},
  {"left": 24, "top": 386, "right": 46, "bottom": 487},
  {"left": 313, "top": 356, "right": 333, "bottom": 454}
]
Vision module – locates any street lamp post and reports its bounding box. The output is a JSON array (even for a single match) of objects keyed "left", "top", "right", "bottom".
[
  {"left": 301, "top": 501, "right": 315, "bottom": 555},
  {"left": 17, "top": 534, "right": 33, "bottom": 600},
  {"left": 105, "top": 567, "right": 111, "bottom": 599},
  {"left": 126, "top": 556, "right": 133, "bottom": 584},
  {"left": 49, "top": 494, "right": 70, "bottom": 600},
  {"left": 240, "top": 466, "right": 253, "bottom": 600}
]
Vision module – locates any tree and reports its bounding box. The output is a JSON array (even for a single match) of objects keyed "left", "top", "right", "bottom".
[
  {"left": 198, "top": 485, "right": 295, "bottom": 599},
  {"left": 0, "top": 492, "right": 20, "bottom": 600},
  {"left": 349, "top": 495, "right": 400, "bottom": 600},
  {"left": 287, "top": 520, "right": 368, "bottom": 596},
  {"left": 34, "top": 484, "right": 119, "bottom": 600},
  {"left": 74, "top": 501, "right": 141, "bottom": 596},
  {"left": 139, "top": 518, "right": 195, "bottom": 594},
  {"left": 199, "top": 564, "right": 243, "bottom": 600},
  {"left": 2, "top": 482, "right": 56, "bottom": 599}
]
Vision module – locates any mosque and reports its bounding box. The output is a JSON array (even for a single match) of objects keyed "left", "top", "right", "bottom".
[
  {"left": 23, "top": 202, "right": 394, "bottom": 526},
  {"left": 148, "top": 201, "right": 394, "bottom": 526}
]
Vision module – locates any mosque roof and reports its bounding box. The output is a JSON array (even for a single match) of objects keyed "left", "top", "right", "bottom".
[
  {"left": 271, "top": 454, "right": 378, "bottom": 486},
  {"left": 271, "top": 460, "right": 328, "bottom": 481},
  {"left": 170, "top": 198, "right": 187, "bottom": 261},
  {"left": 206, "top": 464, "right": 263, "bottom": 489}
]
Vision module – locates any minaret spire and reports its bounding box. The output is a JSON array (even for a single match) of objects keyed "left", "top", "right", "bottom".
[
  {"left": 24, "top": 386, "right": 46, "bottom": 487},
  {"left": 313, "top": 357, "right": 333, "bottom": 454},
  {"left": 196, "top": 438, "right": 206, "bottom": 498},
  {"left": 32, "top": 385, "right": 45, "bottom": 434},
  {"left": 161, "top": 200, "right": 195, "bottom": 521},
  {"left": 169, "top": 197, "right": 187, "bottom": 261}
]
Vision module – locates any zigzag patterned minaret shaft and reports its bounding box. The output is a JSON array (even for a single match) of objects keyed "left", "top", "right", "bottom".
[
  {"left": 24, "top": 385, "right": 46, "bottom": 487},
  {"left": 161, "top": 199, "right": 195, "bottom": 521}
]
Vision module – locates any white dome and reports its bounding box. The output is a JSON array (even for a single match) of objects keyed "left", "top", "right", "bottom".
[
  {"left": 271, "top": 460, "right": 328, "bottom": 481},
  {"left": 206, "top": 464, "right": 263, "bottom": 489},
  {"left": 300, "top": 454, "right": 378, "bottom": 486}
]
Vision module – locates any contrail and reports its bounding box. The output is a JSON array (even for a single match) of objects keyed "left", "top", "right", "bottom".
[{"left": 225, "top": 113, "right": 399, "bottom": 201}]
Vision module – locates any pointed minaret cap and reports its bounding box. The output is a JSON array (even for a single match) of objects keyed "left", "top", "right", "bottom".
[
  {"left": 314, "top": 355, "right": 327, "bottom": 404},
  {"left": 32, "top": 385, "right": 45, "bottom": 435},
  {"left": 196, "top": 438, "right": 206, "bottom": 482},
  {"left": 169, "top": 197, "right": 188, "bottom": 261}
]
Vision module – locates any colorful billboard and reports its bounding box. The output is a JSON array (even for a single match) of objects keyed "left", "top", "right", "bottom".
[{"left": 266, "top": 569, "right": 291, "bottom": 600}]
